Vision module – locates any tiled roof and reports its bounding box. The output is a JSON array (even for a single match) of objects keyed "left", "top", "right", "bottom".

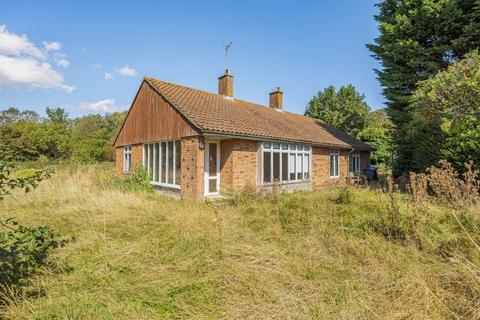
[{"left": 144, "top": 77, "right": 372, "bottom": 150}]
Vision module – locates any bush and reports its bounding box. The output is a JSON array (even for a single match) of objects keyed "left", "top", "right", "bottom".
[
  {"left": 108, "top": 166, "right": 153, "bottom": 193},
  {"left": 0, "top": 218, "right": 60, "bottom": 288}
]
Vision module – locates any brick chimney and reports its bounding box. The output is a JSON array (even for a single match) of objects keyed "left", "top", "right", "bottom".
[
  {"left": 269, "top": 87, "right": 283, "bottom": 110},
  {"left": 218, "top": 69, "right": 233, "bottom": 97}
]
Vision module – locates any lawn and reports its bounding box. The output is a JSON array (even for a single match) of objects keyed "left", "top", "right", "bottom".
[{"left": 1, "top": 164, "right": 479, "bottom": 319}]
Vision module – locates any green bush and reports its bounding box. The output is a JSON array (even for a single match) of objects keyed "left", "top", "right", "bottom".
[
  {"left": 108, "top": 166, "right": 153, "bottom": 193},
  {"left": 0, "top": 218, "right": 60, "bottom": 287}
]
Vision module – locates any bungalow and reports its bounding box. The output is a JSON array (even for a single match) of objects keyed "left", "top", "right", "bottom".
[{"left": 113, "top": 70, "right": 372, "bottom": 200}]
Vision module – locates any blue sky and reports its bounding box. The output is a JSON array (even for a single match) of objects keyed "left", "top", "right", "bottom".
[{"left": 0, "top": 1, "right": 383, "bottom": 118}]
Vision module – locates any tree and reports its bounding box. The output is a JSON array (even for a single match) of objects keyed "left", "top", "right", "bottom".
[
  {"left": 71, "top": 112, "right": 126, "bottom": 162},
  {"left": 409, "top": 50, "right": 480, "bottom": 171},
  {"left": 45, "top": 107, "right": 69, "bottom": 124},
  {"left": 357, "top": 109, "right": 393, "bottom": 165},
  {"left": 0, "top": 107, "right": 40, "bottom": 125},
  {"left": 305, "top": 85, "right": 370, "bottom": 136},
  {"left": 367, "top": 0, "right": 480, "bottom": 174}
]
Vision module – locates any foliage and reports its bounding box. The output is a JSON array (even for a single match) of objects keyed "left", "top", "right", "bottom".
[
  {"left": 368, "top": 0, "right": 480, "bottom": 174},
  {"left": 357, "top": 109, "right": 393, "bottom": 165},
  {"left": 0, "top": 107, "right": 126, "bottom": 163},
  {"left": 305, "top": 85, "right": 370, "bottom": 136},
  {"left": 0, "top": 219, "right": 59, "bottom": 287},
  {"left": 71, "top": 112, "right": 125, "bottom": 162},
  {"left": 108, "top": 165, "right": 153, "bottom": 193},
  {"left": 0, "top": 163, "right": 53, "bottom": 200},
  {"left": 409, "top": 51, "right": 480, "bottom": 171},
  {"left": 0, "top": 163, "right": 58, "bottom": 296}
]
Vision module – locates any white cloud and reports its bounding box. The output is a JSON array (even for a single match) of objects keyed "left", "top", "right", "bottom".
[
  {"left": 79, "top": 98, "right": 121, "bottom": 112},
  {"left": 43, "top": 41, "right": 61, "bottom": 51},
  {"left": 115, "top": 65, "right": 136, "bottom": 77},
  {"left": 0, "top": 25, "right": 73, "bottom": 92},
  {"left": 57, "top": 58, "right": 70, "bottom": 68},
  {"left": 0, "top": 25, "right": 44, "bottom": 58},
  {"left": 104, "top": 72, "right": 114, "bottom": 80},
  {"left": 92, "top": 63, "right": 102, "bottom": 69}
]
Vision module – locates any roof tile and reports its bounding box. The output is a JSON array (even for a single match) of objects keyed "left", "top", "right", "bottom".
[{"left": 144, "top": 77, "right": 372, "bottom": 150}]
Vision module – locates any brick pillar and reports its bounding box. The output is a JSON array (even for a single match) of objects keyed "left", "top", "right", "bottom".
[{"left": 181, "top": 136, "right": 205, "bottom": 200}]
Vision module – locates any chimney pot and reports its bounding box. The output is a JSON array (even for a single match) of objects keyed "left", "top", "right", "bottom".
[
  {"left": 218, "top": 69, "right": 233, "bottom": 97},
  {"left": 269, "top": 87, "right": 283, "bottom": 110}
]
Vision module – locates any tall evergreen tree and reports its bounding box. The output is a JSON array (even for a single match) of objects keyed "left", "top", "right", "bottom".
[{"left": 367, "top": 0, "right": 480, "bottom": 174}]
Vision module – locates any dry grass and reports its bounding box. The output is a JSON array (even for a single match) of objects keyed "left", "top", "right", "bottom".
[{"left": 1, "top": 164, "right": 480, "bottom": 319}]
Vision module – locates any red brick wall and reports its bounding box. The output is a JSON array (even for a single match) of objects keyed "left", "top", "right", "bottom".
[
  {"left": 312, "top": 147, "right": 350, "bottom": 188},
  {"left": 180, "top": 136, "right": 204, "bottom": 200},
  {"left": 220, "top": 139, "right": 258, "bottom": 193}
]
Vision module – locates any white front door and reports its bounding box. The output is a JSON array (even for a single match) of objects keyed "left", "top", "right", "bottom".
[{"left": 204, "top": 141, "right": 220, "bottom": 196}]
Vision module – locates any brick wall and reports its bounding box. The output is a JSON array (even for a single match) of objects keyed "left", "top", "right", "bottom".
[
  {"left": 220, "top": 139, "right": 258, "bottom": 193},
  {"left": 180, "top": 136, "right": 204, "bottom": 200},
  {"left": 115, "top": 144, "right": 143, "bottom": 176},
  {"left": 312, "top": 147, "right": 350, "bottom": 188},
  {"left": 360, "top": 151, "right": 370, "bottom": 173}
]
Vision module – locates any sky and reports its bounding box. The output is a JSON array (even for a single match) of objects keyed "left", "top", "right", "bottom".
[{"left": 0, "top": 0, "right": 383, "bottom": 118}]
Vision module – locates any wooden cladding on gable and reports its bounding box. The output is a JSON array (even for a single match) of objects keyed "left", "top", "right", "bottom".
[{"left": 114, "top": 81, "right": 199, "bottom": 146}]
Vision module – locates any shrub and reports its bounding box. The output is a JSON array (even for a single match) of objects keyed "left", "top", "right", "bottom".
[
  {"left": 427, "top": 160, "right": 479, "bottom": 208},
  {"left": 0, "top": 218, "right": 60, "bottom": 288},
  {"left": 108, "top": 165, "right": 153, "bottom": 193},
  {"left": 336, "top": 187, "right": 353, "bottom": 205}
]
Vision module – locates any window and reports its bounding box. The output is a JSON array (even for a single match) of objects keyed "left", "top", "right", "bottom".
[
  {"left": 123, "top": 145, "right": 132, "bottom": 173},
  {"left": 330, "top": 149, "right": 339, "bottom": 178},
  {"left": 351, "top": 150, "right": 360, "bottom": 173},
  {"left": 143, "top": 140, "right": 181, "bottom": 188},
  {"left": 262, "top": 142, "right": 311, "bottom": 184}
]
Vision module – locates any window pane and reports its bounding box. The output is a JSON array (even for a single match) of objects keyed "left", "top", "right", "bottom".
[
  {"left": 289, "top": 153, "right": 296, "bottom": 180},
  {"left": 208, "top": 143, "right": 217, "bottom": 177},
  {"left": 263, "top": 151, "right": 271, "bottom": 183},
  {"left": 296, "top": 153, "right": 303, "bottom": 180},
  {"left": 168, "top": 141, "right": 174, "bottom": 184},
  {"left": 264, "top": 142, "right": 271, "bottom": 149},
  {"left": 298, "top": 145, "right": 304, "bottom": 151},
  {"left": 304, "top": 154, "right": 309, "bottom": 179},
  {"left": 154, "top": 143, "right": 159, "bottom": 182},
  {"left": 273, "top": 143, "right": 280, "bottom": 149},
  {"left": 281, "top": 143, "right": 288, "bottom": 150},
  {"left": 330, "top": 154, "right": 335, "bottom": 177},
  {"left": 289, "top": 144, "right": 296, "bottom": 150},
  {"left": 304, "top": 145, "right": 310, "bottom": 151},
  {"left": 281, "top": 153, "right": 288, "bottom": 181},
  {"left": 161, "top": 142, "right": 166, "bottom": 183},
  {"left": 209, "top": 179, "right": 217, "bottom": 193},
  {"left": 175, "top": 140, "right": 181, "bottom": 185},
  {"left": 148, "top": 144, "right": 153, "bottom": 181},
  {"left": 273, "top": 152, "right": 280, "bottom": 182}
]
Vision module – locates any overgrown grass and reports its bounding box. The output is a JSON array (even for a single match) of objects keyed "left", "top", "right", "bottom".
[{"left": 1, "top": 164, "right": 479, "bottom": 319}]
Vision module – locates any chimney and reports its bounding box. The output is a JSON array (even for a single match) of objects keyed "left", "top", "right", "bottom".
[
  {"left": 218, "top": 69, "right": 233, "bottom": 97},
  {"left": 269, "top": 87, "right": 283, "bottom": 110}
]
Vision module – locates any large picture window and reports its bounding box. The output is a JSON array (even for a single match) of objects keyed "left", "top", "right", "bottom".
[
  {"left": 143, "top": 140, "right": 181, "bottom": 188},
  {"left": 262, "top": 142, "right": 311, "bottom": 184},
  {"left": 123, "top": 145, "right": 131, "bottom": 173},
  {"left": 330, "top": 149, "right": 339, "bottom": 178}
]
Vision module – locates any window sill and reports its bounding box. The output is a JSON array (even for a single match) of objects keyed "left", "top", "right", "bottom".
[
  {"left": 262, "top": 179, "right": 311, "bottom": 186},
  {"left": 329, "top": 176, "right": 340, "bottom": 179},
  {"left": 150, "top": 182, "right": 181, "bottom": 190}
]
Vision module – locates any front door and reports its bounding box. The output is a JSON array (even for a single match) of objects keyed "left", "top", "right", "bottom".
[{"left": 204, "top": 141, "right": 220, "bottom": 196}]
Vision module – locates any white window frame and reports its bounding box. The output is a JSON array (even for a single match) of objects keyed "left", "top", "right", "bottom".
[
  {"left": 142, "top": 139, "right": 181, "bottom": 189},
  {"left": 330, "top": 149, "right": 340, "bottom": 178},
  {"left": 351, "top": 150, "right": 360, "bottom": 174},
  {"left": 204, "top": 141, "right": 221, "bottom": 196},
  {"left": 123, "top": 145, "right": 132, "bottom": 173},
  {"left": 261, "top": 141, "right": 312, "bottom": 185}
]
